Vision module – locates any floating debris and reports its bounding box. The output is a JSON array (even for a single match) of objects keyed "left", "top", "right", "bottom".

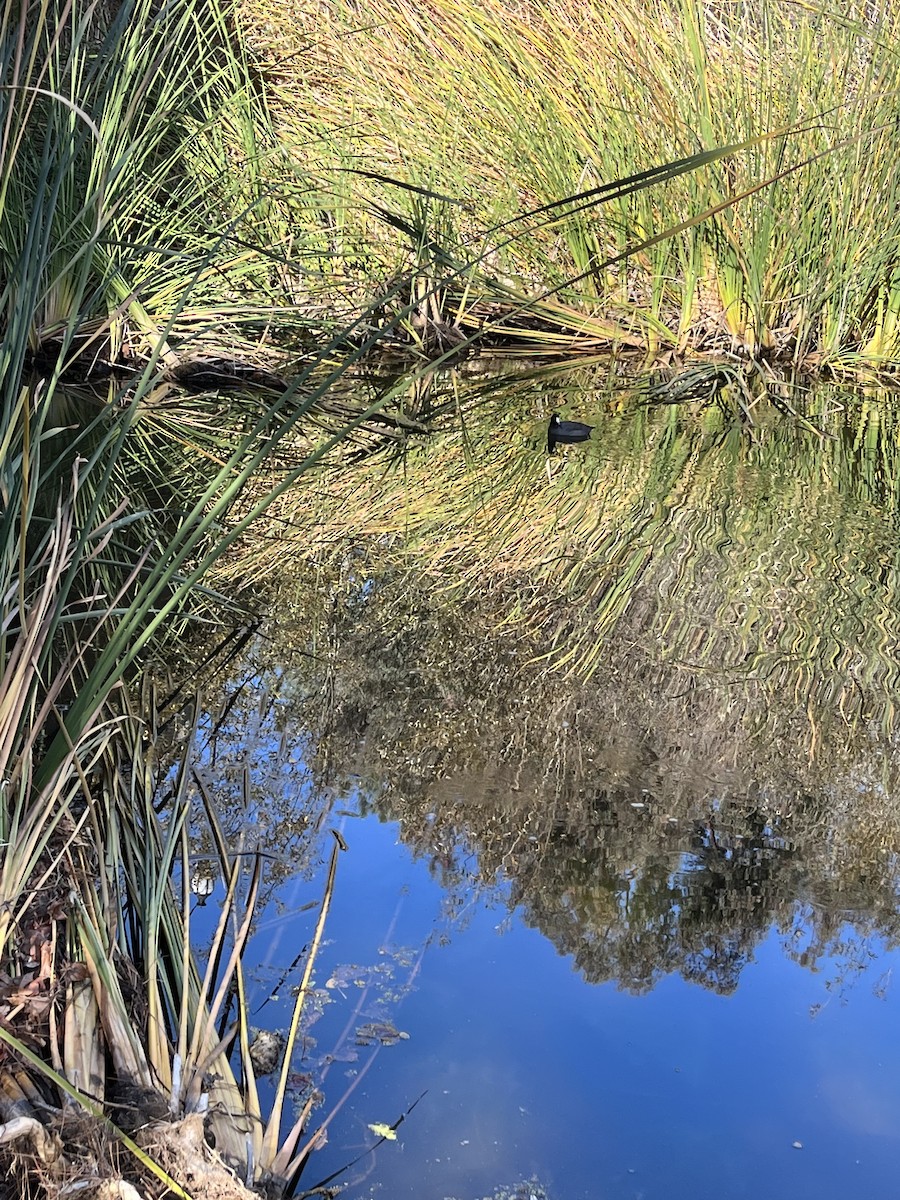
[
  {"left": 248, "top": 1029, "right": 286, "bottom": 1075},
  {"left": 368, "top": 1122, "right": 398, "bottom": 1140},
  {"left": 355, "top": 1021, "right": 410, "bottom": 1046}
]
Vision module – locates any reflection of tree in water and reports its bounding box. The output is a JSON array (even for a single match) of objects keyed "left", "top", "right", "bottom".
[
  {"left": 197, "top": 547, "right": 900, "bottom": 996},
  {"left": 490, "top": 793, "right": 804, "bottom": 994}
]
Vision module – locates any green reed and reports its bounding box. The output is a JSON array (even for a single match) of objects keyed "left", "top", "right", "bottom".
[
  {"left": 0, "top": 0, "right": 402, "bottom": 1192},
  {"left": 256, "top": 0, "right": 900, "bottom": 368}
]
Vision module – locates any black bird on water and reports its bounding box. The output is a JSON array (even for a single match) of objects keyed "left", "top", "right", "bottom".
[{"left": 547, "top": 412, "right": 593, "bottom": 455}]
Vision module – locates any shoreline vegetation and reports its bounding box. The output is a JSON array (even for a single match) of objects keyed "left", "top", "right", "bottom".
[
  {"left": 6, "top": 0, "right": 900, "bottom": 1195},
  {"left": 244, "top": 0, "right": 900, "bottom": 374},
  {"left": 19, "top": 0, "right": 900, "bottom": 387}
]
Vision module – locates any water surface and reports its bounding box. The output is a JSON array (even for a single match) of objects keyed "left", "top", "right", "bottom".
[{"left": 186, "top": 367, "right": 900, "bottom": 1199}]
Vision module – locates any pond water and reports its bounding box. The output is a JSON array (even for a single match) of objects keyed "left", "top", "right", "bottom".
[
  {"left": 184, "top": 364, "right": 900, "bottom": 1200},
  {"left": 232, "top": 807, "right": 900, "bottom": 1200}
]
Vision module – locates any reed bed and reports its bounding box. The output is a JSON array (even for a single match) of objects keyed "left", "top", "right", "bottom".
[
  {"left": 247, "top": 0, "right": 900, "bottom": 369},
  {"left": 8, "top": 0, "right": 900, "bottom": 1192}
]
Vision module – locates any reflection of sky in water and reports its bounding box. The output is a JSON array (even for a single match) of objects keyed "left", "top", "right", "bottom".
[{"left": 197, "top": 807, "right": 900, "bottom": 1200}]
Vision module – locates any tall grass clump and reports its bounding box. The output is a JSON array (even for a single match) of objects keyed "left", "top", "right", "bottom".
[
  {"left": 252, "top": 0, "right": 900, "bottom": 369},
  {"left": 0, "top": 0, "right": 398, "bottom": 1195},
  {"left": 0, "top": 0, "right": 362, "bottom": 393}
]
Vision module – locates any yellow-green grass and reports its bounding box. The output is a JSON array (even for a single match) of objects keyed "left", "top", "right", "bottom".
[{"left": 243, "top": 0, "right": 900, "bottom": 369}]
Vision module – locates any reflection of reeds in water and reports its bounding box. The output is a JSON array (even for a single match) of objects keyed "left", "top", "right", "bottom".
[
  {"left": 225, "top": 491, "right": 900, "bottom": 996},
  {"left": 225, "top": 365, "right": 900, "bottom": 753},
  {"left": 191, "top": 361, "right": 900, "bottom": 1005}
]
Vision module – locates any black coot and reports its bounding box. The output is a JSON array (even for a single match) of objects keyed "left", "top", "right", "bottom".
[{"left": 548, "top": 413, "right": 593, "bottom": 454}]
